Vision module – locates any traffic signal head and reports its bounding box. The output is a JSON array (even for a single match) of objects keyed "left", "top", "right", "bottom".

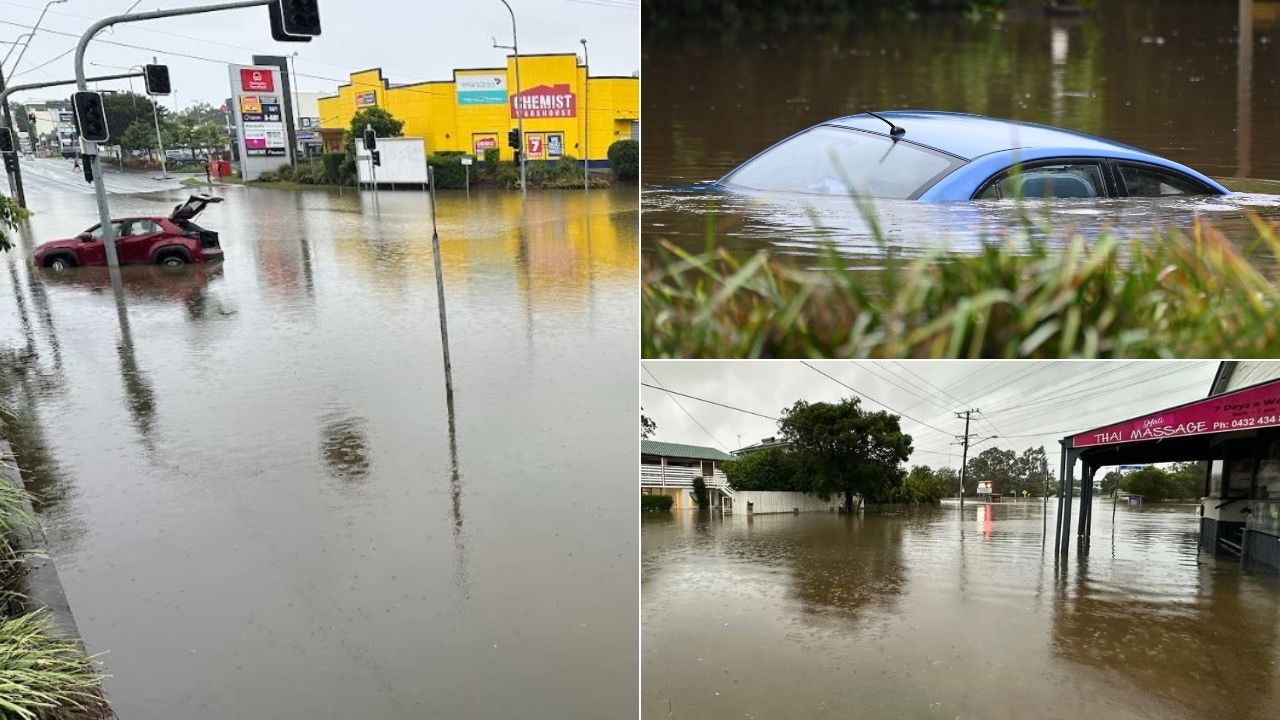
[
  {"left": 507, "top": 129, "right": 520, "bottom": 150},
  {"left": 0, "top": 128, "right": 13, "bottom": 153},
  {"left": 3, "top": 154, "right": 16, "bottom": 174},
  {"left": 83, "top": 156, "right": 94, "bottom": 183},
  {"left": 269, "top": 0, "right": 321, "bottom": 41},
  {"left": 144, "top": 64, "right": 171, "bottom": 95},
  {"left": 72, "top": 91, "right": 110, "bottom": 143},
  {"left": 371, "top": 150, "right": 381, "bottom": 167},
  {"left": 362, "top": 125, "right": 377, "bottom": 152}
]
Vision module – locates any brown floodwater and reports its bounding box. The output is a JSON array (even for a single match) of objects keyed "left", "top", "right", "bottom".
[
  {"left": 643, "top": 0, "right": 1280, "bottom": 259},
  {"left": 642, "top": 502, "right": 1280, "bottom": 719},
  {"left": 0, "top": 181, "right": 638, "bottom": 719}
]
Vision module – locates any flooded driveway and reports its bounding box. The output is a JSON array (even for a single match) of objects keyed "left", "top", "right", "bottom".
[
  {"left": 0, "top": 183, "right": 638, "bottom": 719},
  {"left": 642, "top": 503, "right": 1280, "bottom": 719},
  {"left": 643, "top": 0, "right": 1280, "bottom": 259}
]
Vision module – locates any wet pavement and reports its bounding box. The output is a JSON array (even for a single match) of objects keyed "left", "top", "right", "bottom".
[
  {"left": 643, "top": 0, "right": 1280, "bottom": 259},
  {"left": 0, "top": 182, "right": 638, "bottom": 719},
  {"left": 642, "top": 502, "right": 1280, "bottom": 719}
]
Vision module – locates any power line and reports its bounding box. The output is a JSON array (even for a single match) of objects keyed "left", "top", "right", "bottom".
[
  {"left": 638, "top": 382, "right": 778, "bottom": 421},
  {"left": 802, "top": 361, "right": 957, "bottom": 436},
  {"left": 642, "top": 368, "right": 731, "bottom": 452}
]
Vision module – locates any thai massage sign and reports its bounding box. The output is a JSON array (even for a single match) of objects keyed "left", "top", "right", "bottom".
[
  {"left": 1072, "top": 380, "right": 1280, "bottom": 447},
  {"left": 510, "top": 84, "right": 577, "bottom": 119}
]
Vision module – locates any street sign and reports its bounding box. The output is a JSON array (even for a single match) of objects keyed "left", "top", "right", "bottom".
[{"left": 460, "top": 156, "right": 473, "bottom": 166}]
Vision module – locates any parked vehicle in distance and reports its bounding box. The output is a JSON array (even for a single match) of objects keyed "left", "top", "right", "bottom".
[
  {"left": 34, "top": 194, "right": 225, "bottom": 270},
  {"left": 717, "top": 111, "right": 1230, "bottom": 201}
]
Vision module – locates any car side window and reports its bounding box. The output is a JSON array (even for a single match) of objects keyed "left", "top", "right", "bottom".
[
  {"left": 128, "top": 220, "right": 162, "bottom": 236},
  {"left": 986, "top": 163, "right": 1107, "bottom": 199},
  {"left": 90, "top": 222, "right": 126, "bottom": 239},
  {"left": 1117, "top": 163, "right": 1209, "bottom": 197}
]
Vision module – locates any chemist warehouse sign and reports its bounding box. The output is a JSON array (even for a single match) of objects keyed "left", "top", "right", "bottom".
[
  {"left": 510, "top": 84, "right": 577, "bottom": 119},
  {"left": 1072, "top": 379, "right": 1280, "bottom": 447}
]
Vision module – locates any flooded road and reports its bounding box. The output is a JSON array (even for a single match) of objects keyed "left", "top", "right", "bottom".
[
  {"left": 0, "top": 183, "right": 638, "bottom": 719},
  {"left": 643, "top": 0, "right": 1280, "bottom": 258},
  {"left": 642, "top": 502, "right": 1280, "bottom": 720}
]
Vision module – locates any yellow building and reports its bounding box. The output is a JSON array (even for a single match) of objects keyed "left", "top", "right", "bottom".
[{"left": 317, "top": 53, "right": 638, "bottom": 166}]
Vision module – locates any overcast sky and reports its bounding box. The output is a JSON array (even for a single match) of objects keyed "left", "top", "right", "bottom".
[
  {"left": 1, "top": 0, "right": 638, "bottom": 105},
  {"left": 641, "top": 361, "right": 1242, "bottom": 470}
]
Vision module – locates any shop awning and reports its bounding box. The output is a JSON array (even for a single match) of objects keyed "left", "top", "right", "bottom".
[{"left": 1070, "top": 377, "right": 1280, "bottom": 449}]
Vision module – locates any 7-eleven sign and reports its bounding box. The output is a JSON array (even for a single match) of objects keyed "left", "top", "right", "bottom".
[{"left": 525, "top": 133, "right": 545, "bottom": 159}]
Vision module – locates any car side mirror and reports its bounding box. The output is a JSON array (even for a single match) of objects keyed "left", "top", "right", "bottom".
[{"left": 77, "top": 232, "right": 93, "bottom": 242}]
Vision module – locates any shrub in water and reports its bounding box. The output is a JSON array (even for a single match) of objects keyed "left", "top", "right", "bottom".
[
  {"left": 641, "top": 494, "right": 674, "bottom": 512},
  {"left": 428, "top": 152, "right": 469, "bottom": 189},
  {"left": 607, "top": 140, "right": 638, "bottom": 181}
]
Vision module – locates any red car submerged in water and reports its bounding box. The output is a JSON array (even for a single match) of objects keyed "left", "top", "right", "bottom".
[{"left": 34, "top": 194, "right": 225, "bottom": 270}]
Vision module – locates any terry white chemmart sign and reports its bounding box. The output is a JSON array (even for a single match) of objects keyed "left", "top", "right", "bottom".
[
  {"left": 456, "top": 71, "right": 506, "bottom": 105},
  {"left": 510, "top": 84, "right": 577, "bottom": 119},
  {"left": 1072, "top": 379, "right": 1280, "bottom": 448}
]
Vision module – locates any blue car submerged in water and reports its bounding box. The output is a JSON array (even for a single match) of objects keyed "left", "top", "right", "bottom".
[{"left": 717, "top": 111, "right": 1229, "bottom": 202}]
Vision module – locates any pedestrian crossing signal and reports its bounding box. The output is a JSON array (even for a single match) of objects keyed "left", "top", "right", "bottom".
[
  {"left": 72, "top": 91, "right": 110, "bottom": 143},
  {"left": 0, "top": 128, "right": 13, "bottom": 153},
  {"left": 144, "top": 64, "right": 171, "bottom": 95},
  {"left": 83, "top": 157, "right": 94, "bottom": 184}
]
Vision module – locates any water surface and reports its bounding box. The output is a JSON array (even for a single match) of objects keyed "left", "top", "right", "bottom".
[
  {"left": 643, "top": 502, "right": 1280, "bottom": 719},
  {"left": 643, "top": 0, "right": 1280, "bottom": 258},
  {"left": 0, "top": 182, "right": 638, "bottom": 719}
]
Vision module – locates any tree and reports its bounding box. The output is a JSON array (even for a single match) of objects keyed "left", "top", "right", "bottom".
[
  {"left": 936, "top": 466, "right": 960, "bottom": 496},
  {"left": 344, "top": 107, "right": 404, "bottom": 152},
  {"left": 0, "top": 194, "right": 28, "bottom": 251},
  {"left": 966, "top": 446, "right": 1018, "bottom": 496},
  {"left": 1100, "top": 470, "right": 1122, "bottom": 496},
  {"left": 641, "top": 413, "right": 657, "bottom": 439},
  {"left": 101, "top": 92, "right": 162, "bottom": 146},
  {"left": 779, "top": 398, "right": 912, "bottom": 511},
  {"left": 691, "top": 476, "right": 709, "bottom": 508},
  {"left": 722, "top": 448, "right": 801, "bottom": 492},
  {"left": 1015, "top": 446, "right": 1052, "bottom": 496},
  {"left": 1166, "top": 462, "right": 1207, "bottom": 500},
  {"left": 899, "top": 465, "right": 949, "bottom": 504},
  {"left": 119, "top": 120, "right": 159, "bottom": 156},
  {"left": 1121, "top": 466, "right": 1173, "bottom": 503}
]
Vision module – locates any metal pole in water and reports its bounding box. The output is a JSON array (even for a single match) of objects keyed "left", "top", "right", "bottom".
[{"left": 427, "top": 165, "right": 453, "bottom": 398}]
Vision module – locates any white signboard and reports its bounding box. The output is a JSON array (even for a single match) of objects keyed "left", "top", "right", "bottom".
[{"left": 356, "top": 136, "right": 428, "bottom": 185}]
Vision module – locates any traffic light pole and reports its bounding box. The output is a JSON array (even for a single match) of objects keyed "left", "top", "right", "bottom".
[
  {"left": 0, "top": 71, "right": 143, "bottom": 208},
  {"left": 0, "top": 63, "right": 28, "bottom": 209},
  {"left": 73, "top": 0, "right": 273, "bottom": 271}
]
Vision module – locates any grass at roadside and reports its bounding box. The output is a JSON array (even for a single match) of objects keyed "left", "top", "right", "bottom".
[
  {"left": 642, "top": 214, "right": 1280, "bottom": 358},
  {"left": 0, "top": 611, "right": 110, "bottom": 720}
]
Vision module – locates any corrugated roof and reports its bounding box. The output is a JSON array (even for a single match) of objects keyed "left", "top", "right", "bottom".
[{"left": 641, "top": 439, "right": 736, "bottom": 462}]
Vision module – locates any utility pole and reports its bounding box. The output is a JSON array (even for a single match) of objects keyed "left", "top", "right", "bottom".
[{"left": 956, "top": 409, "right": 976, "bottom": 511}]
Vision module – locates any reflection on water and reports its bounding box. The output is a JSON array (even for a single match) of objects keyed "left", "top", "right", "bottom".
[
  {"left": 643, "top": 502, "right": 1280, "bottom": 719},
  {"left": 0, "top": 184, "right": 638, "bottom": 719},
  {"left": 644, "top": 0, "right": 1280, "bottom": 257}
]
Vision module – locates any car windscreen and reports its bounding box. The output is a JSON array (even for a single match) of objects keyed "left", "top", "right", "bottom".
[{"left": 720, "top": 125, "right": 960, "bottom": 199}]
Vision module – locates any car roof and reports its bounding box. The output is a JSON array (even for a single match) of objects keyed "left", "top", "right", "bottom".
[{"left": 826, "top": 111, "right": 1149, "bottom": 162}]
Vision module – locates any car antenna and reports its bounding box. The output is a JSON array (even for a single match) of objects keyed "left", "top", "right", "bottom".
[{"left": 865, "top": 110, "right": 905, "bottom": 138}]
